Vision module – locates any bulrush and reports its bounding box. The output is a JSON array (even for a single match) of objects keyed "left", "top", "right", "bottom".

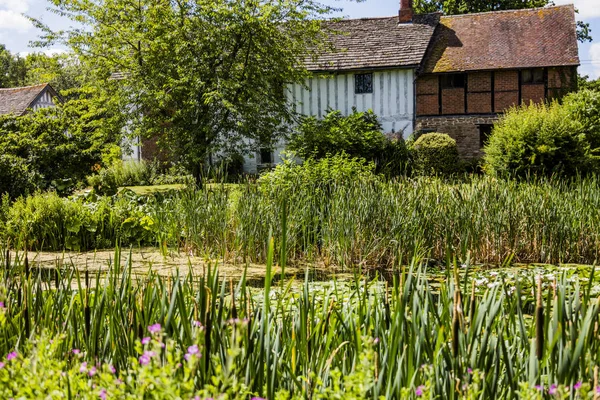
[{"left": 536, "top": 276, "right": 545, "bottom": 361}]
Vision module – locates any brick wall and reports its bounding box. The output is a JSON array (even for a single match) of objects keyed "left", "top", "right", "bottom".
[
  {"left": 494, "top": 71, "right": 519, "bottom": 112},
  {"left": 441, "top": 88, "right": 465, "bottom": 115},
  {"left": 521, "top": 84, "right": 545, "bottom": 105},
  {"left": 467, "top": 72, "right": 492, "bottom": 114},
  {"left": 416, "top": 75, "right": 439, "bottom": 115},
  {"left": 141, "top": 136, "right": 170, "bottom": 163},
  {"left": 416, "top": 115, "right": 499, "bottom": 159},
  {"left": 548, "top": 66, "right": 577, "bottom": 100}
]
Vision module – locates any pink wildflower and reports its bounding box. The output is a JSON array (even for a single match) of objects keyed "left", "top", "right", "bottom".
[
  {"left": 148, "top": 323, "right": 161, "bottom": 334},
  {"left": 574, "top": 382, "right": 582, "bottom": 390},
  {"left": 80, "top": 362, "right": 88, "bottom": 373},
  {"left": 6, "top": 351, "right": 17, "bottom": 361},
  {"left": 99, "top": 389, "right": 107, "bottom": 400},
  {"left": 141, "top": 337, "right": 151, "bottom": 345},
  {"left": 415, "top": 386, "right": 425, "bottom": 397},
  {"left": 88, "top": 366, "right": 97, "bottom": 376},
  {"left": 549, "top": 384, "right": 558, "bottom": 395}
]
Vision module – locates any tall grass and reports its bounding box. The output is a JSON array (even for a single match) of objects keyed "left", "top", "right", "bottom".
[
  {"left": 1, "top": 244, "right": 600, "bottom": 397},
  {"left": 4, "top": 175, "right": 600, "bottom": 265}
]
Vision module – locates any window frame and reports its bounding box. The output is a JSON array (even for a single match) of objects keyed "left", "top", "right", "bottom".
[
  {"left": 521, "top": 68, "right": 545, "bottom": 85},
  {"left": 354, "top": 73, "right": 374, "bottom": 94},
  {"left": 441, "top": 73, "right": 466, "bottom": 90}
]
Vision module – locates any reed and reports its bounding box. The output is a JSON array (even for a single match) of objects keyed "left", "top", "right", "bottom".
[{"left": 0, "top": 244, "right": 599, "bottom": 397}]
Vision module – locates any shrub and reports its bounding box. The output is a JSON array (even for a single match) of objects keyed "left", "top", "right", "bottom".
[
  {"left": 412, "top": 133, "right": 459, "bottom": 176},
  {"left": 0, "top": 90, "right": 123, "bottom": 198},
  {"left": 483, "top": 102, "right": 589, "bottom": 178},
  {"left": 258, "top": 153, "right": 378, "bottom": 195},
  {"left": 562, "top": 89, "right": 600, "bottom": 164},
  {"left": 88, "top": 167, "right": 119, "bottom": 196},
  {"left": 376, "top": 137, "right": 410, "bottom": 177},
  {"left": 288, "top": 108, "right": 386, "bottom": 160}
]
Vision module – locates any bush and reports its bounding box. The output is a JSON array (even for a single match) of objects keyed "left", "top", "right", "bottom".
[
  {"left": 288, "top": 108, "right": 386, "bottom": 160},
  {"left": 562, "top": 89, "right": 600, "bottom": 163},
  {"left": 483, "top": 102, "right": 589, "bottom": 178},
  {"left": 412, "top": 133, "right": 459, "bottom": 176},
  {"left": 0, "top": 90, "right": 123, "bottom": 198},
  {"left": 376, "top": 137, "right": 410, "bottom": 177},
  {"left": 258, "top": 153, "right": 378, "bottom": 195}
]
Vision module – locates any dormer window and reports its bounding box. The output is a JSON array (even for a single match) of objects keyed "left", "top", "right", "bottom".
[{"left": 355, "top": 73, "right": 373, "bottom": 94}]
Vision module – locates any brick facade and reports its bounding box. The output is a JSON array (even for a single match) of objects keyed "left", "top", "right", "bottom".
[
  {"left": 415, "top": 66, "right": 577, "bottom": 159},
  {"left": 415, "top": 115, "right": 499, "bottom": 159}
]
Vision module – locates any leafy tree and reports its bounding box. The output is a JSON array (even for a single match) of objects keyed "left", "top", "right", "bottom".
[
  {"left": 34, "top": 0, "right": 347, "bottom": 186},
  {"left": 24, "top": 52, "right": 89, "bottom": 94},
  {"left": 578, "top": 75, "right": 600, "bottom": 92},
  {"left": 414, "top": 0, "right": 592, "bottom": 42},
  {"left": 0, "top": 87, "right": 124, "bottom": 198},
  {"left": 0, "top": 44, "right": 27, "bottom": 88}
]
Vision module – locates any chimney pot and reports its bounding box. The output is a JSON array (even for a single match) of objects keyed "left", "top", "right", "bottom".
[{"left": 399, "top": 0, "right": 414, "bottom": 23}]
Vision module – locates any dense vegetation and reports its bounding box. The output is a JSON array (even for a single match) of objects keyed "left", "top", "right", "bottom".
[
  {"left": 4, "top": 161, "right": 600, "bottom": 266},
  {"left": 483, "top": 90, "right": 600, "bottom": 178},
  {"left": 1, "top": 241, "right": 600, "bottom": 398}
]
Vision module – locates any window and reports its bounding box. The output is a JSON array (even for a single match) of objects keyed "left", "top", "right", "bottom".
[
  {"left": 441, "top": 74, "right": 466, "bottom": 89},
  {"left": 259, "top": 148, "right": 274, "bottom": 165},
  {"left": 355, "top": 73, "right": 373, "bottom": 94},
  {"left": 521, "top": 68, "right": 544, "bottom": 84},
  {"left": 479, "top": 124, "right": 493, "bottom": 148}
]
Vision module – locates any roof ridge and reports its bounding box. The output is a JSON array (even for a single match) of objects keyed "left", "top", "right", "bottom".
[
  {"left": 0, "top": 83, "right": 49, "bottom": 91},
  {"left": 440, "top": 4, "right": 573, "bottom": 19}
]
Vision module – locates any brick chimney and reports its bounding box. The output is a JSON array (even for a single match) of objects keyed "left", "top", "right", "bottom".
[{"left": 399, "top": 0, "right": 413, "bottom": 23}]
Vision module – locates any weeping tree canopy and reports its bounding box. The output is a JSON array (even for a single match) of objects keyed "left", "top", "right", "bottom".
[{"left": 34, "top": 0, "right": 347, "bottom": 183}]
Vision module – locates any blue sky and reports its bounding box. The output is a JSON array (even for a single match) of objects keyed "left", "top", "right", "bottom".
[{"left": 0, "top": 0, "right": 598, "bottom": 78}]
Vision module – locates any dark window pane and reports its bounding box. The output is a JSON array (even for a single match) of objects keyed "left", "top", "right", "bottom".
[
  {"left": 355, "top": 73, "right": 373, "bottom": 94},
  {"left": 260, "top": 148, "right": 273, "bottom": 164},
  {"left": 441, "top": 74, "right": 466, "bottom": 89},
  {"left": 479, "top": 124, "right": 493, "bottom": 148},
  {"left": 522, "top": 69, "right": 544, "bottom": 84}
]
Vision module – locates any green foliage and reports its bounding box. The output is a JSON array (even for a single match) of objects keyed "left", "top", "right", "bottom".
[
  {"left": 413, "top": 0, "right": 549, "bottom": 14},
  {"left": 578, "top": 75, "right": 600, "bottom": 92},
  {"left": 0, "top": 44, "right": 27, "bottom": 88},
  {"left": 412, "top": 133, "right": 459, "bottom": 176},
  {"left": 483, "top": 102, "right": 592, "bottom": 178},
  {"left": 288, "top": 109, "right": 386, "bottom": 160},
  {"left": 258, "top": 153, "right": 378, "bottom": 195},
  {"left": 562, "top": 89, "right": 600, "bottom": 156},
  {"left": 0, "top": 87, "right": 123, "bottom": 198},
  {"left": 0, "top": 247, "right": 599, "bottom": 398},
  {"left": 36, "top": 0, "right": 344, "bottom": 184},
  {"left": 288, "top": 109, "right": 409, "bottom": 176}
]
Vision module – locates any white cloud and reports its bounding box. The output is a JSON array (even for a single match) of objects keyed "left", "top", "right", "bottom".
[
  {"left": 0, "top": 0, "right": 31, "bottom": 35},
  {"left": 554, "top": 0, "right": 600, "bottom": 19},
  {"left": 588, "top": 42, "right": 600, "bottom": 79},
  {"left": 0, "top": 10, "right": 32, "bottom": 32}
]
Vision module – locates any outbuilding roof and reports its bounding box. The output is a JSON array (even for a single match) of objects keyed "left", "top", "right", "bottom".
[
  {"left": 305, "top": 14, "right": 439, "bottom": 72},
  {"left": 419, "top": 5, "right": 580, "bottom": 74},
  {"left": 0, "top": 83, "right": 59, "bottom": 116}
]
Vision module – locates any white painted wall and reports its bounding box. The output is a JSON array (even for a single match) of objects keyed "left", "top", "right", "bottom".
[
  {"left": 243, "top": 68, "right": 416, "bottom": 173},
  {"left": 31, "top": 90, "right": 56, "bottom": 111}
]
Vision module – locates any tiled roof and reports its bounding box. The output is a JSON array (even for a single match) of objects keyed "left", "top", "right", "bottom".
[
  {"left": 420, "top": 5, "right": 579, "bottom": 74},
  {"left": 0, "top": 83, "right": 58, "bottom": 116},
  {"left": 305, "top": 14, "right": 439, "bottom": 72}
]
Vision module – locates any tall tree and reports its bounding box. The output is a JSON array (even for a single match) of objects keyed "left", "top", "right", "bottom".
[
  {"left": 414, "top": 0, "right": 592, "bottom": 42},
  {"left": 0, "top": 45, "right": 27, "bottom": 88},
  {"left": 34, "top": 0, "right": 343, "bottom": 185},
  {"left": 24, "top": 52, "right": 90, "bottom": 94}
]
